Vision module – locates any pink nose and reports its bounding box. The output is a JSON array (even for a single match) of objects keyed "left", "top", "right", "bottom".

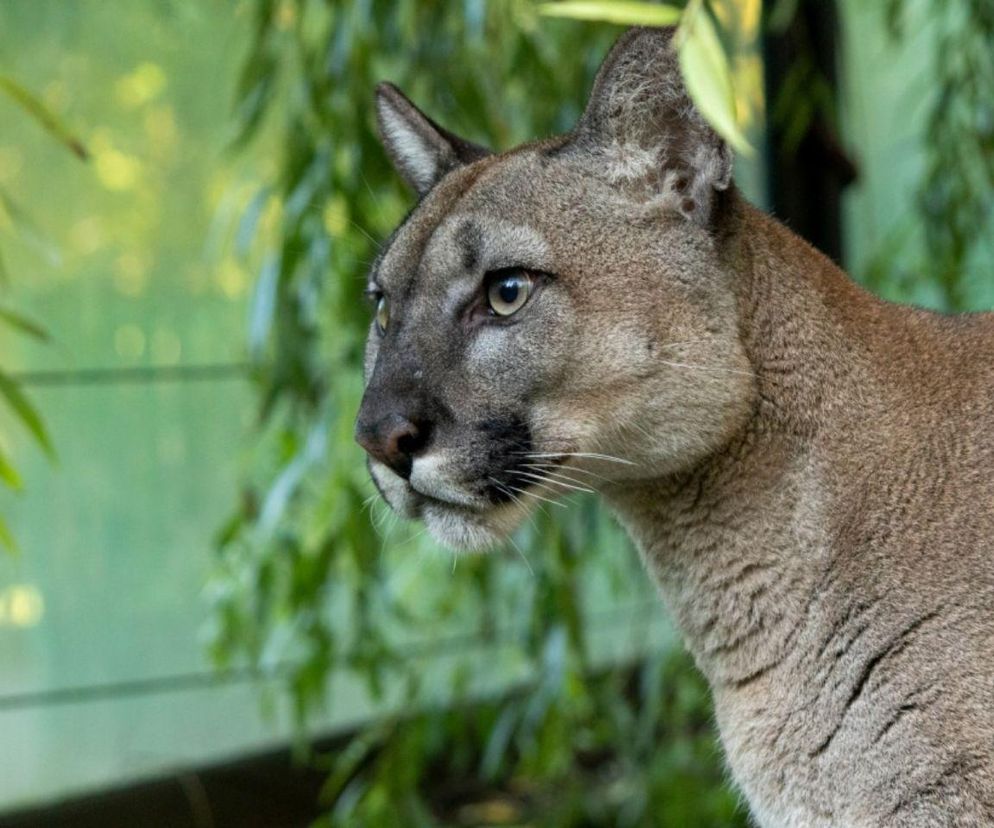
[{"left": 355, "top": 413, "right": 429, "bottom": 479}]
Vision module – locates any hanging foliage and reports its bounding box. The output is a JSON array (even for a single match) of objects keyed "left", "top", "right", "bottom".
[
  {"left": 0, "top": 72, "right": 83, "bottom": 551},
  {"left": 875, "top": 0, "right": 994, "bottom": 310}
]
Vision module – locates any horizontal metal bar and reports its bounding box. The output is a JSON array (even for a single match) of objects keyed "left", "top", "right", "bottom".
[
  {"left": 11, "top": 362, "right": 253, "bottom": 388},
  {"left": 0, "top": 599, "right": 662, "bottom": 711}
]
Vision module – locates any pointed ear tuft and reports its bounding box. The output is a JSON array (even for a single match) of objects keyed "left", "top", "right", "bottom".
[
  {"left": 569, "top": 28, "right": 733, "bottom": 227},
  {"left": 375, "top": 83, "right": 490, "bottom": 197}
]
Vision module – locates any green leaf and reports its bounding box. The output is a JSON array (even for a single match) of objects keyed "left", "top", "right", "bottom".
[
  {"left": 677, "top": 5, "right": 752, "bottom": 154},
  {"left": 0, "top": 370, "right": 54, "bottom": 458},
  {"left": 538, "top": 1, "right": 682, "bottom": 26},
  {"left": 248, "top": 251, "right": 280, "bottom": 358},
  {"left": 0, "top": 73, "right": 89, "bottom": 161},
  {"left": 0, "top": 306, "right": 49, "bottom": 342},
  {"left": 0, "top": 515, "right": 17, "bottom": 554},
  {"left": 0, "top": 446, "right": 23, "bottom": 490},
  {"left": 236, "top": 187, "right": 271, "bottom": 257}
]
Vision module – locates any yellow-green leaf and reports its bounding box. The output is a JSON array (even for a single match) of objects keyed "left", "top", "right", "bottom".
[
  {"left": 677, "top": 6, "right": 752, "bottom": 154},
  {"left": 710, "top": 0, "right": 766, "bottom": 130},
  {"left": 0, "top": 73, "right": 89, "bottom": 161},
  {"left": 0, "top": 515, "right": 17, "bottom": 554},
  {"left": 0, "top": 370, "right": 54, "bottom": 458},
  {"left": 0, "top": 306, "right": 49, "bottom": 342},
  {"left": 0, "top": 447, "right": 23, "bottom": 490},
  {"left": 538, "top": 1, "right": 682, "bottom": 26}
]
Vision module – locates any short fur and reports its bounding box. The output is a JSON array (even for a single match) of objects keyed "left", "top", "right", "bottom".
[{"left": 356, "top": 28, "right": 994, "bottom": 826}]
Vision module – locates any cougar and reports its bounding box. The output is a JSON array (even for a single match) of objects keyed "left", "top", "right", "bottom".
[{"left": 354, "top": 27, "right": 994, "bottom": 827}]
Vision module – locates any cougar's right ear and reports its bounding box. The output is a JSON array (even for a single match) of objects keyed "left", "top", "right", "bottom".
[
  {"left": 375, "top": 83, "right": 491, "bottom": 197},
  {"left": 566, "top": 28, "right": 733, "bottom": 227}
]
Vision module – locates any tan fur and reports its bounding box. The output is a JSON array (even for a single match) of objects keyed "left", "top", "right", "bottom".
[{"left": 359, "top": 28, "right": 994, "bottom": 826}]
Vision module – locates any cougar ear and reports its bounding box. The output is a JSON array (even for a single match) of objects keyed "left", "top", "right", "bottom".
[
  {"left": 570, "top": 27, "right": 733, "bottom": 226},
  {"left": 375, "top": 82, "right": 491, "bottom": 197}
]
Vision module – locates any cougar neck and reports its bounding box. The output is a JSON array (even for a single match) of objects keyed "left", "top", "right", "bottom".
[{"left": 603, "top": 194, "right": 883, "bottom": 689}]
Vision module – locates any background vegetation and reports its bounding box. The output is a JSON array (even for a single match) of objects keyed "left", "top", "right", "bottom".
[
  {"left": 866, "top": 0, "right": 994, "bottom": 310},
  {"left": 0, "top": 75, "right": 84, "bottom": 551}
]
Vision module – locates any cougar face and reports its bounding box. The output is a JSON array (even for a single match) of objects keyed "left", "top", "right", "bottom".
[{"left": 356, "top": 29, "right": 754, "bottom": 550}]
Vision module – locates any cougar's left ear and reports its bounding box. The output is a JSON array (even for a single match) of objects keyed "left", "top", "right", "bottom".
[
  {"left": 568, "top": 27, "right": 733, "bottom": 227},
  {"left": 375, "top": 83, "right": 491, "bottom": 197}
]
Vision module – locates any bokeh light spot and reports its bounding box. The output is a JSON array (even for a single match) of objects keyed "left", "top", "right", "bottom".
[
  {"left": 0, "top": 584, "right": 45, "bottom": 628},
  {"left": 114, "top": 63, "right": 167, "bottom": 108}
]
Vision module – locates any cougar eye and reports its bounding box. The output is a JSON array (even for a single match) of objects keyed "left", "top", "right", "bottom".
[
  {"left": 374, "top": 294, "right": 390, "bottom": 335},
  {"left": 486, "top": 270, "right": 533, "bottom": 317}
]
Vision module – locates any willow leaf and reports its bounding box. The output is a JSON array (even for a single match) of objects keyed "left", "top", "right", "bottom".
[
  {"left": 677, "top": 5, "right": 752, "bottom": 154},
  {"left": 0, "top": 73, "right": 89, "bottom": 161},
  {"left": 0, "top": 306, "right": 49, "bottom": 342},
  {"left": 0, "top": 516, "right": 16, "bottom": 554},
  {"left": 538, "top": 1, "right": 682, "bottom": 26},
  {"left": 0, "top": 370, "right": 54, "bottom": 458},
  {"left": 0, "top": 447, "right": 23, "bottom": 490}
]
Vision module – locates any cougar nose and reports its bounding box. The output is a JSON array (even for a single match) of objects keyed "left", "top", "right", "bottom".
[{"left": 355, "top": 412, "right": 431, "bottom": 480}]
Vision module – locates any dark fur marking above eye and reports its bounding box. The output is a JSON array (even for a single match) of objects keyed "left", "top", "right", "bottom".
[{"left": 455, "top": 220, "right": 483, "bottom": 271}]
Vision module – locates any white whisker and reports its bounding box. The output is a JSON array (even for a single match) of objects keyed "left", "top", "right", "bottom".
[
  {"left": 658, "top": 359, "right": 755, "bottom": 378},
  {"left": 514, "top": 475, "right": 565, "bottom": 498},
  {"left": 656, "top": 338, "right": 715, "bottom": 350},
  {"left": 488, "top": 476, "right": 550, "bottom": 522},
  {"left": 533, "top": 467, "right": 601, "bottom": 491},
  {"left": 522, "top": 451, "right": 637, "bottom": 466},
  {"left": 361, "top": 493, "right": 379, "bottom": 515},
  {"left": 505, "top": 534, "right": 534, "bottom": 576},
  {"left": 398, "top": 525, "right": 428, "bottom": 546},
  {"left": 369, "top": 500, "right": 393, "bottom": 534},
  {"left": 506, "top": 484, "right": 567, "bottom": 509},
  {"left": 516, "top": 469, "right": 594, "bottom": 495},
  {"left": 520, "top": 462, "right": 613, "bottom": 484}
]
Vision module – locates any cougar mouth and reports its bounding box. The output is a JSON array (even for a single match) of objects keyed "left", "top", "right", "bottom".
[
  {"left": 387, "top": 464, "right": 542, "bottom": 551},
  {"left": 407, "top": 477, "right": 481, "bottom": 510},
  {"left": 414, "top": 452, "right": 593, "bottom": 551},
  {"left": 417, "top": 490, "right": 531, "bottom": 551}
]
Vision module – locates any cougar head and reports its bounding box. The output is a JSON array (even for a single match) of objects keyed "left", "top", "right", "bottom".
[{"left": 355, "top": 28, "right": 754, "bottom": 551}]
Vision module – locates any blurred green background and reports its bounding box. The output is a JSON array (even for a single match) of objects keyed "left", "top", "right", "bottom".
[{"left": 0, "top": 0, "right": 991, "bottom": 825}]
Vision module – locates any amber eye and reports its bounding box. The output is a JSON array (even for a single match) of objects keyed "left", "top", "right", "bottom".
[
  {"left": 486, "top": 270, "right": 533, "bottom": 317},
  {"left": 375, "top": 295, "right": 389, "bottom": 335}
]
